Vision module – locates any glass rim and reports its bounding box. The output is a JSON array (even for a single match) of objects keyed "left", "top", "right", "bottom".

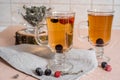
[
  {"left": 46, "top": 11, "right": 75, "bottom": 17},
  {"left": 87, "top": 9, "right": 115, "bottom": 13},
  {"left": 47, "top": 11, "right": 75, "bottom": 14}
]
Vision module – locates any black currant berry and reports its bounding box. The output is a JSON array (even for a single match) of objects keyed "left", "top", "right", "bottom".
[
  {"left": 101, "top": 62, "right": 107, "bottom": 68},
  {"left": 44, "top": 69, "right": 52, "bottom": 76},
  {"left": 35, "top": 67, "right": 43, "bottom": 76},
  {"left": 55, "top": 44, "right": 63, "bottom": 53},
  {"left": 96, "top": 38, "right": 104, "bottom": 47},
  {"left": 51, "top": 19, "right": 58, "bottom": 23}
]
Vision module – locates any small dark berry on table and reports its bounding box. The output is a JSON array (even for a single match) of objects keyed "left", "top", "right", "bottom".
[
  {"left": 44, "top": 69, "right": 52, "bottom": 76},
  {"left": 35, "top": 67, "right": 43, "bottom": 76},
  {"left": 101, "top": 62, "right": 107, "bottom": 68}
]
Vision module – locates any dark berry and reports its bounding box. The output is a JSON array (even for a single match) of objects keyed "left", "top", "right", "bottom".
[
  {"left": 104, "top": 65, "right": 112, "bottom": 72},
  {"left": 55, "top": 44, "right": 63, "bottom": 51},
  {"left": 101, "top": 62, "right": 107, "bottom": 68},
  {"left": 44, "top": 69, "right": 52, "bottom": 76},
  {"left": 59, "top": 18, "right": 69, "bottom": 24},
  {"left": 96, "top": 38, "right": 104, "bottom": 47},
  {"left": 35, "top": 67, "right": 43, "bottom": 76},
  {"left": 55, "top": 44, "right": 63, "bottom": 53},
  {"left": 51, "top": 19, "right": 58, "bottom": 23},
  {"left": 54, "top": 71, "right": 61, "bottom": 78}
]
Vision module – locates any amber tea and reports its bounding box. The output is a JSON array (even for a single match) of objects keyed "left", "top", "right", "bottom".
[
  {"left": 46, "top": 16, "right": 74, "bottom": 52},
  {"left": 88, "top": 13, "right": 113, "bottom": 46}
]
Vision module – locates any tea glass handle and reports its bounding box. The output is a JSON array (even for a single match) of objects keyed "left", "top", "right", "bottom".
[
  {"left": 35, "top": 24, "right": 48, "bottom": 46},
  {"left": 77, "top": 21, "right": 92, "bottom": 50},
  {"left": 77, "top": 21, "right": 89, "bottom": 41}
]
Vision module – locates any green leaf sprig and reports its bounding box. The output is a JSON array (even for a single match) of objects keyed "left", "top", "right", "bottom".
[{"left": 21, "top": 5, "right": 51, "bottom": 26}]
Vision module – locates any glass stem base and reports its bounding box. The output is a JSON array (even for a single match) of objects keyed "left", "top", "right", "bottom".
[
  {"left": 95, "top": 46, "right": 110, "bottom": 65},
  {"left": 48, "top": 53, "right": 73, "bottom": 72}
]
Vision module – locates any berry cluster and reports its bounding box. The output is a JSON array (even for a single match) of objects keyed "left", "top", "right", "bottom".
[
  {"left": 101, "top": 62, "right": 112, "bottom": 72},
  {"left": 51, "top": 17, "right": 74, "bottom": 24},
  {"left": 35, "top": 67, "right": 61, "bottom": 78}
]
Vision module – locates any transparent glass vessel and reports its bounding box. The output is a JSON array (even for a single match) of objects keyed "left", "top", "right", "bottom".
[
  {"left": 88, "top": 9, "right": 114, "bottom": 64},
  {"left": 35, "top": 11, "right": 75, "bottom": 72}
]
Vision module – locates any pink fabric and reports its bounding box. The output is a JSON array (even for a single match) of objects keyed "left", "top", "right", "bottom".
[{"left": 0, "top": 26, "right": 120, "bottom": 80}]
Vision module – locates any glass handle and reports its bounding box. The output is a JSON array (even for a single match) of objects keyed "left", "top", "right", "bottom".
[
  {"left": 77, "top": 21, "right": 89, "bottom": 40},
  {"left": 35, "top": 24, "right": 48, "bottom": 45}
]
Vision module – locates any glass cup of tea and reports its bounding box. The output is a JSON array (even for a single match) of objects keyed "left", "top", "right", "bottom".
[
  {"left": 87, "top": 9, "right": 114, "bottom": 64},
  {"left": 35, "top": 11, "right": 75, "bottom": 72}
]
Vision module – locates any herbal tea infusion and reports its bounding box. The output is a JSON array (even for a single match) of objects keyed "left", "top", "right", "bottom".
[
  {"left": 88, "top": 13, "right": 113, "bottom": 46},
  {"left": 46, "top": 16, "right": 75, "bottom": 52}
]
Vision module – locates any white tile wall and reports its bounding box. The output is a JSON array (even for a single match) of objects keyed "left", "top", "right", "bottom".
[
  {"left": 114, "top": 0, "right": 120, "bottom": 5},
  {"left": 0, "top": 0, "right": 120, "bottom": 31},
  {"left": 71, "top": 0, "right": 91, "bottom": 4},
  {"left": 0, "top": 3, "right": 11, "bottom": 23},
  {"left": 11, "top": 0, "right": 31, "bottom": 3},
  {"left": 51, "top": 4, "right": 70, "bottom": 11},
  {"left": 11, "top": 4, "right": 26, "bottom": 25},
  {"left": 0, "top": 0, "right": 10, "bottom": 3},
  {"left": 50, "top": 0, "right": 70, "bottom": 4},
  {"left": 71, "top": 5, "right": 90, "bottom": 24},
  {"left": 91, "top": 0, "right": 113, "bottom": 4},
  {"left": 113, "top": 5, "right": 120, "bottom": 27}
]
